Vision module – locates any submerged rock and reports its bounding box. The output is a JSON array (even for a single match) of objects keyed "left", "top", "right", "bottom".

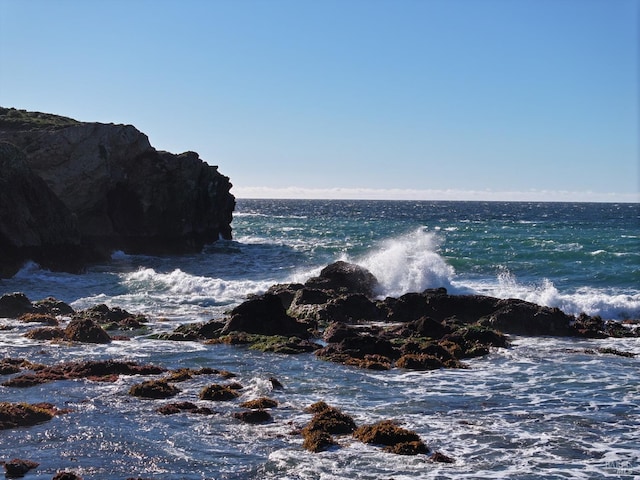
[
  {"left": 64, "top": 318, "right": 111, "bottom": 343},
  {"left": 233, "top": 409, "right": 272, "bottom": 424},
  {"left": 3, "top": 458, "right": 39, "bottom": 477},
  {"left": 199, "top": 384, "right": 241, "bottom": 401},
  {"left": 300, "top": 401, "right": 357, "bottom": 453},
  {"left": 0, "top": 402, "right": 55, "bottom": 429},
  {"left": 2, "top": 360, "right": 166, "bottom": 387},
  {"left": 240, "top": 397, "right": 278, "bottom": 409},
  {"left": 353, "top": 420, "right": 429, "bottom": 455},
  {"left": 52, "top": 471, "right": 83, "bottom": 480},
  {"left": 129, "top": 380, "right": 180, "bottom": 399},
  {"left": 156, "top": 402, "right": 214, "bottom": 415}
]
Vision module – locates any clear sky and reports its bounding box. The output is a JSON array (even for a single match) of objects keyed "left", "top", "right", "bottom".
[{"left": 1, "top": 0, "right": 638, "bottom": 202}]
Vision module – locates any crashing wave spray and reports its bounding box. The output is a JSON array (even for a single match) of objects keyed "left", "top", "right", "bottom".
[{"left": 358, "top": 227, "right": 455, "bottom": 298}]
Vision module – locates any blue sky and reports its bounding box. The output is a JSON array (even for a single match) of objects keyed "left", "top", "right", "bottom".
[{"left": 1, "top": 0, "right": 638, "bottom": 201}]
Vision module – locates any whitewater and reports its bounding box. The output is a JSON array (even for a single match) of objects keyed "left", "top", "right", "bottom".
[{"left": 1, "top": 199, "right": 639, "bottom": 479}]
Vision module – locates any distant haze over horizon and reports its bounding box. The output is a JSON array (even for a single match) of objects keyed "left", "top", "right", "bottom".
[
  {"left": 1, "top": 0, "right": 637, "bottom": 203},
  {"left": 232, "top": 186, "right": 639, "bottom": 203}
]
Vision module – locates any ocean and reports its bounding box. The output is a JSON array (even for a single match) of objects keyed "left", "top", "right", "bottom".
[{"left": 1, "top": 199, "right": 639, "bottom": 479}]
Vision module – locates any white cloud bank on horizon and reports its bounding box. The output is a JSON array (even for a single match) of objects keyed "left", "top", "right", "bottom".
[{"left": 232, "top": 186, "right": 638, "bottom": 203}]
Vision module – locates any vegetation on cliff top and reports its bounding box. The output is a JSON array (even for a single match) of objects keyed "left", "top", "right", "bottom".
[{"left": 0, "top": 107, "right": 80, "bottom": 130}]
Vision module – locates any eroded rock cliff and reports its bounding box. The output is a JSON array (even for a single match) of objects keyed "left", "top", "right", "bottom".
[{"left": 0, "top": 107, "right": 235, "bottom": 276}]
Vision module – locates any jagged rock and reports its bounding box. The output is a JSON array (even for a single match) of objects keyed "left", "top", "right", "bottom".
[
  {"left": 479, "top": 299, "right": 573, "bottom": 336},
  {"left": 233, "top": 409, "right": 272, "bottom": 423},
  {"left": 19, "top": 313, "right": 58, "bottom": 325},
  {"left": 156, "top": 402, "right": 214, "bottom": 415},
  {"left": 0, "top": 402, "right": 55, "bottom": 429},
  {"left": 2, "top": 360, "right": 166, "bottom": 387},
  {"left": 353, "top": 420, "right": 429, "bottom": 455},
  {"left": 32, "top": 297, "right": 74, "bottom": 316},
  {"left": 304, "top": 261, "right": 379, "bottom": 297},
  {"left": 52, "top": 471, "right": 83, "bottom": 480},
  {"left": 0, "top": 293, "right": 33, "bottom": 318},
  {"left": 430, "top": 451, "right": 456, "bottom": 463},
  {"left": 265, "top": 283, "right": 305, "bottom": 310},
  {"left": 3, "top": 458, "right": 39, "bottom": 477},
  {"left": 199, "top": 384, "right": 241, "bottom": 401},
  {"left": 129, "top": 380, "right": 180, "bottom": 399},
  {"left": 24, "top": 327, "right": 67, "bottom": 341},
  {"left": 0, "top": 107, "right": 235, "bottom": 275},
  {"left": 396, "top": 354, "right": 444, "bottom": 370},
  {"left": 240, "top": 397, "right": 278, "bottom": 409},
  {"left": 65, "top": 318, "right": 111, "bottom": 343},
  {"left": 222, "top": 294, "right": 310, "bottom": 338},
  {"left": 302, "top": 402, "right": 357, "bottom": 435},
  {"left": 301, "top": 402, "right": 355, "bottom": 453}
]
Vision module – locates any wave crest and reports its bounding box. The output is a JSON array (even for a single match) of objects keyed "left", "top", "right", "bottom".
[{"left": 358, "top": 228, "right": 455, "bottom": 298}]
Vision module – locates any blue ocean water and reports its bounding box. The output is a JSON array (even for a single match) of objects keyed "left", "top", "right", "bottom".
[{"left": 1, "top": 200, "right": 639, "bottom": 479}]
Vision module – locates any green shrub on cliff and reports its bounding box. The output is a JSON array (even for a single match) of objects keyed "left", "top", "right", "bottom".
[{"left": 0, "top": 107, "right": 80, "bottom": 129}]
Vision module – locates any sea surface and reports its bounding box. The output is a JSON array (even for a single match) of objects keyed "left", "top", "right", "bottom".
[{"left": 1, "top": 199, "right": 639, "bottom": 479}]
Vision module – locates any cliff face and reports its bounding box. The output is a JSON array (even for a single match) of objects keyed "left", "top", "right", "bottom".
[{"left": 0, "top": 107, "right": 235, "bottom": 276}]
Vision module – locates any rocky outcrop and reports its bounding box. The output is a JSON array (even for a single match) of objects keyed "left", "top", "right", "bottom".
[
  {"left": 0, "top": 142, "right": 83, "bottom": 276},
  {"left": 0, "top": 107, "right": 235, "bottom": 276}
]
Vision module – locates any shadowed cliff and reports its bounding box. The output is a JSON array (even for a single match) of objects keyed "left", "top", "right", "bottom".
[{"left": 0, "top": 107, "right": 235, "bottom": 277}]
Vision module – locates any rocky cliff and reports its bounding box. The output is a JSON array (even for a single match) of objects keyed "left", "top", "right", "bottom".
[{"left": 0, "top": 107, "right": 235, "bottom": 277}]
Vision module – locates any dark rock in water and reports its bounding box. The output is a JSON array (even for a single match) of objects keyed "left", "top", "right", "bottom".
[
  {"left": 0, "top": 293, "right": 33, "bottom": 318},
  {"left": 479, "top": 299, "right": 573, "bottom": 336},
  {"left": 301, "top": 401, "right": 355, "bottom": 453},
  {"left": 269, "top": 376, "right": 284, "bottom": 389},
  {"left": 156, "top": 402, "right": 214, "bottom": 415},
  {"left": 33, "top": 297, "right": 74, "bottom": 316},
  {"left": 396, "top": 353, "right": 444, "bottom": 371},
  {"left": 171, "top": 319, "right": 226, "bottom": 340},
  {"left": 3, "top": 458, "right": 39, "bottom": 477},
  {"left": 302, "top": 402, "right": 356, "bottom": 435},
  {"left": 233, "top": 409, "right": 272, "bottom": 424},
  {"left": 430, "top": 451, "right": 456, "bottom": 463},
  {"left": 2, "top": 360, "right": 166, "bottom": 387},
  {"left": 222, "top": 294, "right": 310, "bottom": 338},
  {"left": 52, "top": 471, "right": 83, "bottom": 480},
  {"left": 19, "top": 313, "right": 59, "bottom": 325},
  {"left": 321, "top": 294, "right": 383, "bottom": 323},
  {"left": 240, "top": 397, "right": 278, "bottom": 409},
  {"left": 0, "top": 402, "right": 55, "bottom": 429},
  {"left": 381, "top": 290, "right": 499, "bottom": 324},
  {"left": 72, "top": 304, "right": 147, "bottom": 331},
  {"left": 322, "top": 322, "right": 352, "bottom": 343},
  {"left": 265, "top": 283, "right": 305, "bottom": 310},
  {"left": 65, "top": 318, "right": 111, "bottom": 343},
  {"left": 302, "top": 429, "right": 336, "bottom": 453},
  {"left": 0, "top": 107, "right": 235, "bottom": 276},
  {"left": 129, "top": 380, "right": 180, "bottom": 399},
  {"left": 305, "top": 261, "right": 379, "bottom": 297},
  {"left": 353, "top": 420, "right": 429, "bottom": 455},
  {"left": 24, "top": 326, "right": 66, "bottom": 341},
  {"left": 199, "top": 384, "right": 241, "bottom": 401},
  {"left": 403, "top": 316, "right": 452, "bottom": 339}
]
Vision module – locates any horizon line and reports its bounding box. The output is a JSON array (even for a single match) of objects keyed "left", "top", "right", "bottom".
[{"left": 232, "top": 186, "right": 639, "bottom": 204}]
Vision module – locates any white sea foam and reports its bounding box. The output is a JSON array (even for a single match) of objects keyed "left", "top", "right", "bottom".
[
  {"left": 356, "top": 228, "right": 455, "bottom": 298},
  {"left": 461, "top": 269, "right": 640, "bottom": 320}
]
